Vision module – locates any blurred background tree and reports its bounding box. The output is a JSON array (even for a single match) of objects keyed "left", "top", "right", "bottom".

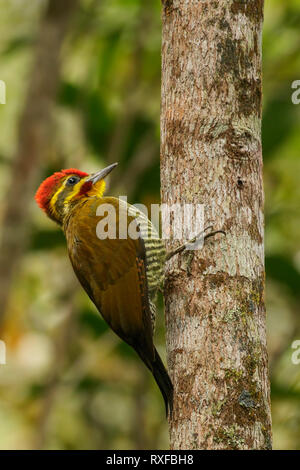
[{"left": 0, "top": 0, "right": 299, "bottom": 449}]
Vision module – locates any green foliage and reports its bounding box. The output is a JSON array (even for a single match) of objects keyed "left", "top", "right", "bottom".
[
  {"left": 79, "top": 308, "right": 109, "bottom": 338},
  {"left": 266, "top": 255, "right": 300, "bottom": 299},
  {"left": 30, "top": 229, "right": 65, "bottom": 251}
]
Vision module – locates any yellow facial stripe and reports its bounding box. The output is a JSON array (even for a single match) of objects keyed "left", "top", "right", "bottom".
[
  {"left": 63, "top": 179, "right": 88, "bottom": 206},
  {"left": 49, "top": 177, "right": 106, "bottom": 218},
  {"left": 87, "top": 180, "right": 106, "bottom": 198},
  {"left": 62, "top": 179, "right": 106, "bottom": 203},
  {"left": 49, "top": 178, "right": 86, "bottom": 217},
  {"left": 49, "top": 183, "right": 66, "bottom": 218}
]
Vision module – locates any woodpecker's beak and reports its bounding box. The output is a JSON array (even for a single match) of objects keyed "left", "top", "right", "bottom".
[{"left": 87, "top": 163, "right": 118, "bottom": 184}]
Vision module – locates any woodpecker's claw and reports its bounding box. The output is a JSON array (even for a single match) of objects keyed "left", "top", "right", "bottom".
[
  {"left": 165, "top": 226, "right": 225, "bottom": 261},
  {"left": 204, "top": 228, "right": 226, "bottom": 242}
]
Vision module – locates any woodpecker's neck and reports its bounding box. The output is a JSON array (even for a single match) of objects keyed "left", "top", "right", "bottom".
[
  {"left": 48, "top": 179, "right": 107, "bottom": 225},
  {"left": 48, "top": 191, "right": 82, "bottom": 225}
]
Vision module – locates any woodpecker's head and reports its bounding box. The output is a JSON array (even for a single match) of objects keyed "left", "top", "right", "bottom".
[{"left": 35, "top": 163, "right": 118, "bottom": 224}]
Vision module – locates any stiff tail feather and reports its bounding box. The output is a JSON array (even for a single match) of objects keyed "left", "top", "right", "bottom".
[
  {"left": 152, "top": 347, "right": 173, "bottom": 417},
  {"left": 135, "top": 346, "right": 173, "bottom": 416}
]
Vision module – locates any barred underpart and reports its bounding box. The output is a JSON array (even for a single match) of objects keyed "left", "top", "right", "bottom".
[{"left": 120, "top": 199, "right": 166, "bottom": 329}]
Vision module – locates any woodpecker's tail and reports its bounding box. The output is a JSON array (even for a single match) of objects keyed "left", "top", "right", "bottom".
[
  {"left": 135, "top": 345, "right": 173, "bottom": 417},
  {"left": 152, "top": 348, "right": 173, "bottom": 417}
]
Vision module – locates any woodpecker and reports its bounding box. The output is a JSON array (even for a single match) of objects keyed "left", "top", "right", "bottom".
[{"left": 35, "top": 163, "right": 173, "bottom": 415}]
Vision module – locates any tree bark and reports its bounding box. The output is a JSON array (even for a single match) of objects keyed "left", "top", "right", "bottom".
[
  {"left": 0, "top": 0, "right": 78, "bottom": 328},
  {"left": 160, "top": 0, "right": 272, "bottom": 450}
]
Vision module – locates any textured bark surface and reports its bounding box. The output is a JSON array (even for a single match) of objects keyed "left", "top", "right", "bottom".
[
  {"left": 160, "top": 0, "right": 272, "bottom": 449},
  {"left": 0, "top": 0, "right": 78, "bottom": 328}
]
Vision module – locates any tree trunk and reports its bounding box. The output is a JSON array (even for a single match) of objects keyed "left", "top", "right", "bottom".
[
  {"left": 160, "top": 0, "right": 272, "bottom": 450},
  {"left": 0, "top": 0, "right": 78, "bottom": 328}
]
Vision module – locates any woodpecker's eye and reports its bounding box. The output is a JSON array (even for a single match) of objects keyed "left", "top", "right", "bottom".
[{"left": 66, "top": 176, "right": 80, "bottom": 186}]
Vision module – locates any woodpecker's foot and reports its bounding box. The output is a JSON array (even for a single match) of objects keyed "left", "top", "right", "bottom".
[
  {"left": 165, "top": 226, "right": 225, "bottom": 261},
  {"left": 204, "top": 228, "right": 226, "bottom": 243}
]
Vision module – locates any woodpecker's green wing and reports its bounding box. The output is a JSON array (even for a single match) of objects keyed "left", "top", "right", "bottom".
[
  {"left": 65, "top": 197, "right": 155, "bottom": 350},
  {"left": 65, "top": 196, "right": 172, "bottom": 414}
]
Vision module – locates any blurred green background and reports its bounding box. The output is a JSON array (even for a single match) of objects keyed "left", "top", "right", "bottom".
[{"left": 0, "top": 0, "right": 299, "bottom": 450}]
